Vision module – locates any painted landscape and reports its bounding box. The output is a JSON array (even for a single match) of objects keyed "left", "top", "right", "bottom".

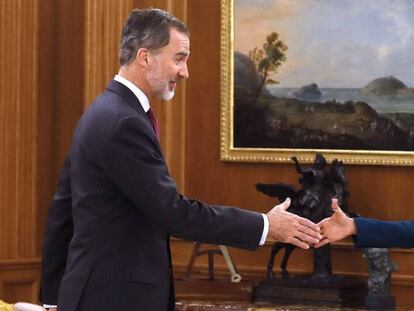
[{"left": 233, "top": 0, "right": 414, "bottom": 151}]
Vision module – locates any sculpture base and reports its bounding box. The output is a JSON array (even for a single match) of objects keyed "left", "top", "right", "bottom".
[
  {"left": 365, "top": 295, "right": 395, "bottom": 310},
  {"left": 253, "top": 275, "right": 366, "bottom": 307}
]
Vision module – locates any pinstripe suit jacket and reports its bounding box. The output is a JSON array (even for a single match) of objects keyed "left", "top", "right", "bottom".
[
  {"left": 40, "top": 80, "right": 264, "bottom": 311},
  {"left": 354, "top": 218, "right": 414, "bottom": 248}
]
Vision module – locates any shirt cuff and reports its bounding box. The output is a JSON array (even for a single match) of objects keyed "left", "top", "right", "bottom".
[
  {"left": 259, "top": 213, "right": 269, "bottom": 245},
  {"left": 43, "top": 304, "right": 57, "bottom": 309}
]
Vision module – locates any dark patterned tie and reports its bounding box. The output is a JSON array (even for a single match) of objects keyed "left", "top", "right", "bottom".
[{"left": 146, "top": 107, "right": 160, "bottom": 140}]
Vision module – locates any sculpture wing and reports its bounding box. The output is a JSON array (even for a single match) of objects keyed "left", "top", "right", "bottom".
[{"left": 255, "top": 183, "right": 297, "bottom": 201}]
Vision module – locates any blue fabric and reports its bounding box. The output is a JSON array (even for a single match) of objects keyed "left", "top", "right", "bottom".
[{"left": 354, "top": 218, "right": 414, "bottom": 248}]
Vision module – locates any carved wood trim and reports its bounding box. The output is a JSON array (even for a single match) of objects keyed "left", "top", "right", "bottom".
[{"left": 0, "top": 258, "right": 41, "bottom": 303}]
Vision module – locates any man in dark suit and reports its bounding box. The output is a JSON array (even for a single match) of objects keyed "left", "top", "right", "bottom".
[
  {"left": 40, "top": 8, "right": 321, "bottom": 311},
  {"left": 316, "top": 199, "right": 414, "bottom": 248}
]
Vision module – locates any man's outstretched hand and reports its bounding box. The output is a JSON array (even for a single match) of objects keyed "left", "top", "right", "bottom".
[
  {"left": 314, "top": 198, "right": 357, "bottom": 248},
  {"left": 266, "top": 198, "right": 321, "bottom": 249}
]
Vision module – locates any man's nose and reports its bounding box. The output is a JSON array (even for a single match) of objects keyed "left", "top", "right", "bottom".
[{"left": 178, "top": 63, "right": 189, "bottom": 79}]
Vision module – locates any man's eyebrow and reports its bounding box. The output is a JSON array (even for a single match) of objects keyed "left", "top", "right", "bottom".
[{"left": 176, "top": 51, "right": 190, "bottom": 57}]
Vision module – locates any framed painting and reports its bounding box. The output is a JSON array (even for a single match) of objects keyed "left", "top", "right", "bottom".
[{"left": 220, "top": 0, "right": 414, "bottom": 165}]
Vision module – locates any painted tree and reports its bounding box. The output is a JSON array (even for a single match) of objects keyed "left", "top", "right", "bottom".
[{"left": 249, "top": 32, "right": 287, "bottom": 105}]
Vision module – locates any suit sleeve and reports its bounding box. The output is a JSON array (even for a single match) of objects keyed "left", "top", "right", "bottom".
[
  {"left": 97, "top": 116, "right": 263, "bottom": 250},
  {"left": 39, "top": 156, "right": 73, "bottom": 304},
  {"left": 354, "top": 218, "right": 414, "bottom": 248}
]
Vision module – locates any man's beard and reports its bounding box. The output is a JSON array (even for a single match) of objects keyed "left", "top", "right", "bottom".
[
  {"left": 148, "top": 64, "right": 176, "bottom": 101},
  {"left": 160, "top": 87, "right": 175, "bottom": 101}
]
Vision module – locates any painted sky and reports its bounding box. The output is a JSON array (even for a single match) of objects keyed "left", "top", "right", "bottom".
[{"left": 235, "top": 0, "right": 414, "bottom": 88}]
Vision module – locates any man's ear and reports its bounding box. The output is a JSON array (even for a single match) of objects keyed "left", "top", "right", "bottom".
[{"left": 135, "top": 48, "right": 150, "bottom": 67}]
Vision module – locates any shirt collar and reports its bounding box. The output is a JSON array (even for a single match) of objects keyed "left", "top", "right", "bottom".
[{"left": 114, "top": 74, "right": 150, "bottom": 113}]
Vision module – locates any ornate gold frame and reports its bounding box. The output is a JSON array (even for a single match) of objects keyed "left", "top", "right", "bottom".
[{"left": 220, "top": 0, "right": 414, "bottom": 166}]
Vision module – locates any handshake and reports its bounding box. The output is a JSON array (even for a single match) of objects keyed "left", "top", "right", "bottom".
[{"left": 266, "top": 198, "right": 354, "bottom": 249}]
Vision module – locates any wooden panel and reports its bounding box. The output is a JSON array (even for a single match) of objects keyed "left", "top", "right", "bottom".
[
  {"left": 36, "top": 0, "right": 86, "bottom": 256},
  {"left": 84, "top": 0, "right": 133, "bottom": 107},
  {"left": 52, "top": 0, "right": 87, "bottom": 174},
  {"left": 3, "top": 281, "right": 37, "bottom": 304},
  {"left": 159, "top": 0, "right": 188, "bottom": 192},
  {"left": 0, "top": 259, "right": 41, "bottom": 304},
  {"left": 134, "top": 0, "right": 169, "bottom": 9},
  {"left": 0, "top": 0, "right": 38, "bottom": 260},
  {"left": 36, "top": 0, "right": 56, "bottom": 257}
]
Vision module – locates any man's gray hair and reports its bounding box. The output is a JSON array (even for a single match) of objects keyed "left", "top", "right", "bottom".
[{"left": 119, "top": 8, "right": 188, "bottom": 66}]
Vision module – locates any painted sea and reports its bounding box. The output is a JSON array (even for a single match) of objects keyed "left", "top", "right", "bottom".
[{"left": 269, "top": 87, "right": 414, "bottom": 114}]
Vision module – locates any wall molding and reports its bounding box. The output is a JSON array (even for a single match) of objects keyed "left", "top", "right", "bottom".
[{"left": 0, "top": 258, "right": 41, "bottom": 303}]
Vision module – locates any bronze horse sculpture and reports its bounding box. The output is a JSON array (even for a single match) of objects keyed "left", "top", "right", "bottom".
[{"left": 256, "top": 154, "right": 352, "bottom": 281}]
